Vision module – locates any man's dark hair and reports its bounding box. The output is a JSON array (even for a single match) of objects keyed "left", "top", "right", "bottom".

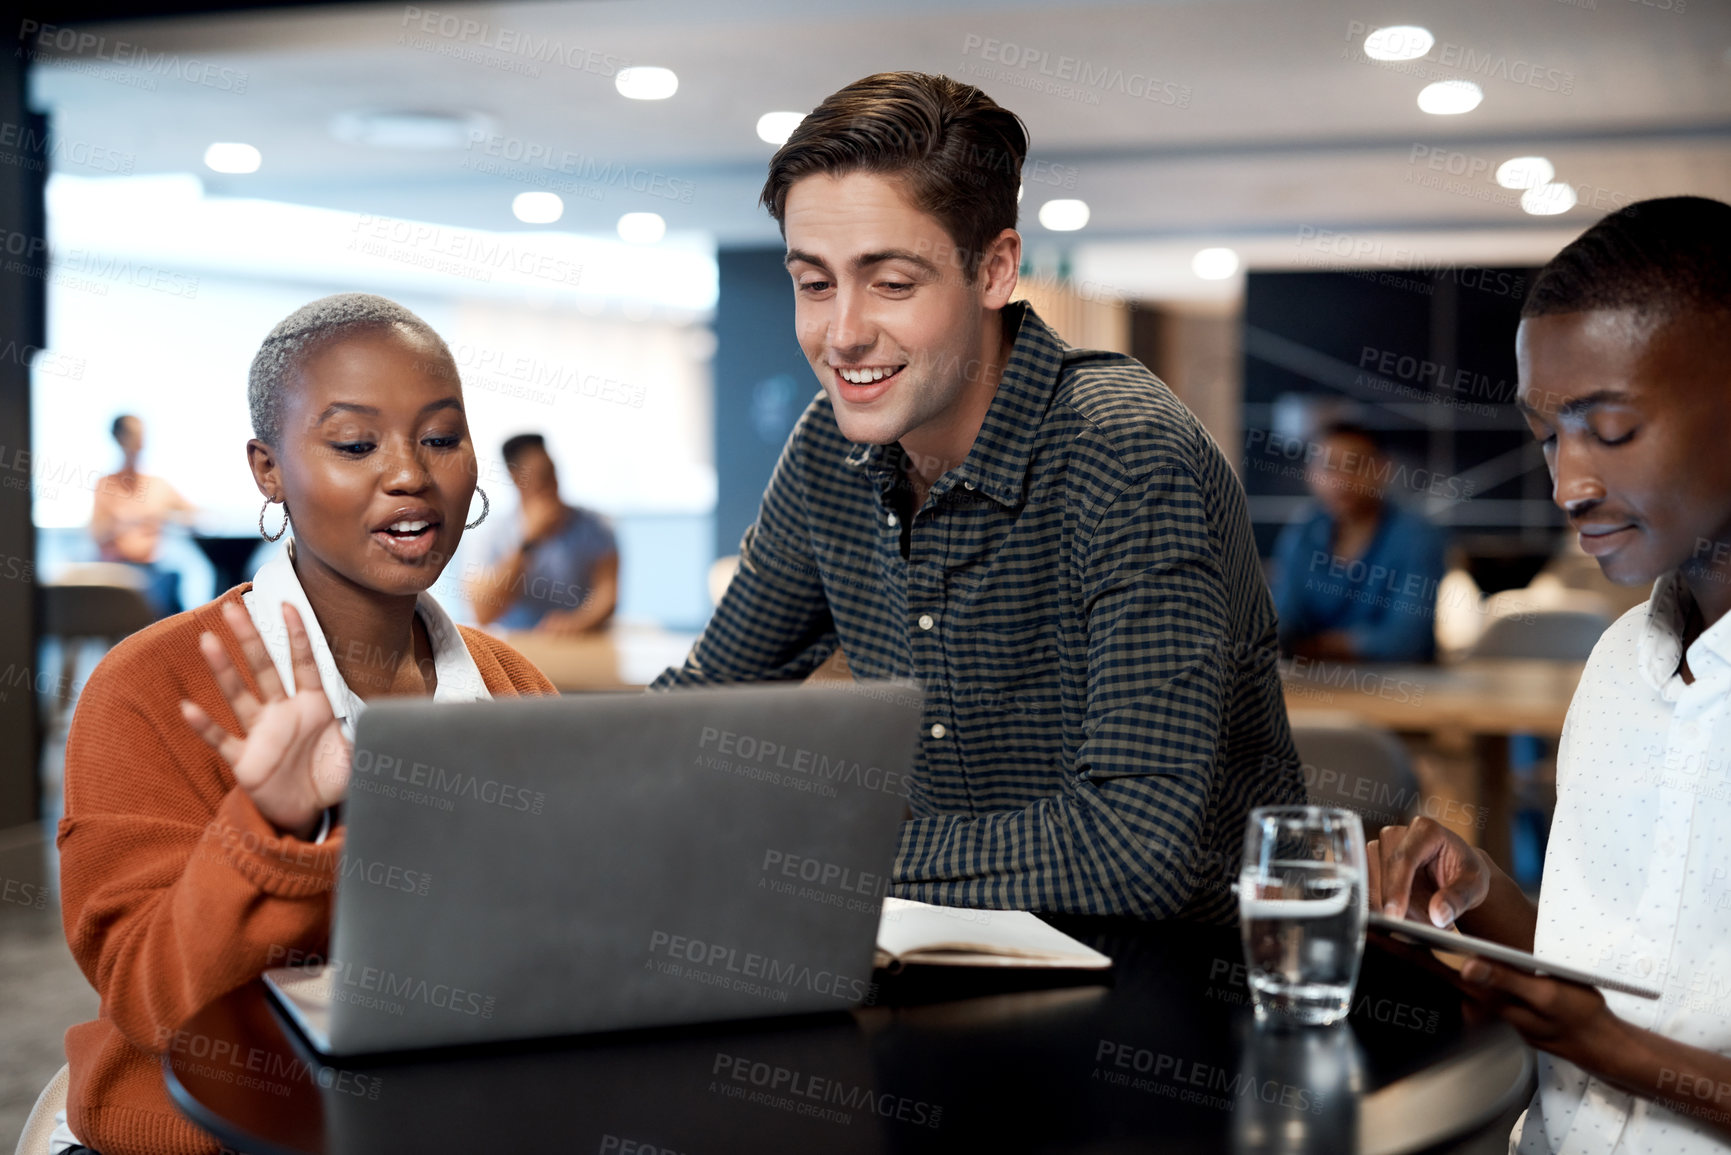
[
  {"left": 501, "top": 433, "right": 547, "bottom": 469},
  {"left": 760, "top": 72, "right": 1028, "bottom": 280},
  {"left": 1523, "top": 196, "right": 1731, "bottom": 325},
  {"left": 110, "top": 414, "right": 137, "bottom": 443}
]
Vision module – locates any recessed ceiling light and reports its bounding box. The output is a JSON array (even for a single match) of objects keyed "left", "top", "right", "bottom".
[
  {"left": 513, "top": 191, "right": 563, "bottom": 224},
  {"left": 1495, "top": 156, "right": 1554, "bottom": 190},
  {"left": 203, "top": 142, "right": 260, "bottom": 174},
  {"left": 617, "top": 211, "right": 666, "bottom": 244},
  {"left": 756, "top": 111, "right": 806, "bottom": 146},
  {"left": 1192, "top": 248, "right": 1239, "bottom": 280},
  {"left": 616, "top": 66, "right": 678, "bottom": 101},
  {"left": 1363, "top": 25, "right": 1434, "bottom": 62},
  {"left": 1038, "top": 199, "right": 1090, "bottom": 231},
  {"left": 330, "top": 111, "right": 491, "bottom": 150},
  {"left": 1417, "top": 80, "right": 1483, "bottom": 115},
  {"left": 1521, "top": 182, "right": 1577, "bottom": 216}
]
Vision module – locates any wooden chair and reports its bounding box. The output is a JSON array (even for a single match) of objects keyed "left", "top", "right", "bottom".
[{"left": 35, "top": 581, "right": 157, "bottom": 738}]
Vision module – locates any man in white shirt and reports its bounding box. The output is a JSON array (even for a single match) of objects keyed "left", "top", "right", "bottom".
[{"left": 1371, "top": 195, "right": 1731, "bottom": 1152}]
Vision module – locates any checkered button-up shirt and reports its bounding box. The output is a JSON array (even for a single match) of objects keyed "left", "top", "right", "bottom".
[{"left": 653, "top": 302, "right": 1302, "bottom": 920}]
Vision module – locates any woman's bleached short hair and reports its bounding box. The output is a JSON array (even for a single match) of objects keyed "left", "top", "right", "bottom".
[{"left": 247, "top": 293, "right": 455, "bottom": 446}]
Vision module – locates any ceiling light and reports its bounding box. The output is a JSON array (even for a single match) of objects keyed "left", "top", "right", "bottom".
[
  {"left": 1192, "top": 247, "right": 1240, "bottom": 280},
  {"left": 203, "top": 142, "right": 260, "bottom": 174},
  {"left": 512, "top": 191, "right": 563, "bottom": 224},
  {"left": 330, "top": 111, "right": 491, "bottom": 150},
  {"left": 617, "top": 211, "right": 666, "bottom": 244},
  {"left": 1363, "top": 25, "right": 1434, "bottom": 62},
  {"left": 756, "top": 111, "right": 806, "bottom": 146},
  {"left": 1417, "top": 80, "right": 1483, "bottom": 115},
  {"left": 1521, "top": 182, "right": 1577, "bottom": 216},
  {"left": 1038, "top": 199, "right": 1090, "bottom": 231},
  {"left": 616, "top": 67, "right": 679, "bottom": 101},
  {"left": 1495, "top": 156, "right": 1554, "bottom": 190}
]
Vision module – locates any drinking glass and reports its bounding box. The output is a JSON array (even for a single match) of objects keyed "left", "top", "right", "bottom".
[{"left": 1237, "top": 805, "right": 1368, "bottom": 1026}]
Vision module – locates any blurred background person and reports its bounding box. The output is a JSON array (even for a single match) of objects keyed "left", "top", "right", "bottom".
[
  {"left": 1272, "top": 421, "right": 1448, "bottom": 662},
  {"left": 466, "top": 433, "right": 619, "bottom": 635},
  {"left": 89, "top": 413, "right": 196, "bottom": 618}
]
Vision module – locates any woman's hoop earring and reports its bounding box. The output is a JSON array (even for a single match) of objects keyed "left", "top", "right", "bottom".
[
  {"left": 259, "top": 499, "right": 289, "bottom": 542},
  {"left": 465, "top": 486, "right": 490, "bottom": 530}
]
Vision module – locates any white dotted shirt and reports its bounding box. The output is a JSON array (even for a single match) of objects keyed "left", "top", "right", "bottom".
[{"left": 1513, "top": 572, "right": 1731, "bottom": 1153}]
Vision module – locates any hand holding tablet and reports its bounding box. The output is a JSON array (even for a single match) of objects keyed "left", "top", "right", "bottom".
[{"left": 1367, "top": 913, "right": 1661, "bottom": 1000}]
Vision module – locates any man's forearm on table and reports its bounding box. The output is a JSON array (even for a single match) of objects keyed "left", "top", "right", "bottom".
[{"left": 892, "top": 794, "right": 1205, "bottom": 918}]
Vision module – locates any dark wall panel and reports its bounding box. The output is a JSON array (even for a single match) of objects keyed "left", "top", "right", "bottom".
[
  {"left": 0, "top": 40, "right": 45, "bottom": 825},
  {"left": 1241, "top": 268, "right": 1555, "bottom": 584},
  {"left": 713, "top": 247, "right": 814, "bottom": 559}
]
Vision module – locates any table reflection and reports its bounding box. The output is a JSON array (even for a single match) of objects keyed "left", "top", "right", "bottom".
[
  {"left": 1232, "top": 1020, "right": 1363, "bottom": 1153},
  {"left": 165, "top": 921, "right": 1528, "bottom": 1154}
]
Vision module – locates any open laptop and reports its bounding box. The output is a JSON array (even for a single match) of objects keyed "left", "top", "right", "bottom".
[{"left": 264, "top": 680, "right": 923, "bottom": 1056}]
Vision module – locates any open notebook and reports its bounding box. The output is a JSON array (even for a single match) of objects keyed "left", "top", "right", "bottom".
[{"left": 873, "top": 897, "right": 1113, "bottom": 970}]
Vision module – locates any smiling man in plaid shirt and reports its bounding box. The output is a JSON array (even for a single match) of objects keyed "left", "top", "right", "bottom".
[{"left": 653, "top": 72, "right": 1302, "bottom": 920}]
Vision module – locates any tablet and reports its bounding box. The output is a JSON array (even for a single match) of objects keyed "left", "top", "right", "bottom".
[{"left": 1367, "top": 913, "right": 1662, "bottom": 1000}]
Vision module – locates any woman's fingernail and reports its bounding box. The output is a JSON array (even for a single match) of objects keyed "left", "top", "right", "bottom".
[
  {"left": 1383, "top": 902, "right": 1401, "bottom": 917},
  {"left": 1433, "top": 902, "right": 1456, "bottom": 927}
]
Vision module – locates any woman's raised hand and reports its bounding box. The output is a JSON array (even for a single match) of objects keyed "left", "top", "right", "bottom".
[{"left": 179, "top": 601, "right": 352, "bottom": 840}]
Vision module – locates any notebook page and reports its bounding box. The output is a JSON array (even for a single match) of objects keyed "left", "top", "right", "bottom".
[{"left": 876, "top": 897, "right": 1112, "bottom": 968}]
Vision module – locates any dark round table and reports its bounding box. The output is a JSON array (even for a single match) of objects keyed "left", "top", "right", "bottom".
[{"left": 163, "top": 919, "right": 1532, "bottom": 1155}]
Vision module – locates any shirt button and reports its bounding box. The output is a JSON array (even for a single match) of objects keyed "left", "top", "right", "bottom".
[
  {"left": 963, "top": 481, "right": 975, "bottom": 491},
  {"left": 930, "top": 723, "right": 947, "bottom": 739},
  {"left": 918, "top": 614, "right": 934, "bottom": 631},
  {"left": 886, "top": 512, "right": 899, "bottom": 527}
]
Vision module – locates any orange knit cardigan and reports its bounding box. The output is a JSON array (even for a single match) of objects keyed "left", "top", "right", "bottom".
[{"left": 57, "top": 584, "right": 557, "bottom": 1155}]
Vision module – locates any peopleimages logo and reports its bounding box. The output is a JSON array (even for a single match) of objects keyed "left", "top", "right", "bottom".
[
  {"left": 711, "top": 1053, "right": 943, "bottom": 1129},
  {"left": 1242, "top": 428, "right": 1475, "bottom": 502},
  {"left": 647, "top": 930, "right": 875, "bottom": 1003},
  {"left": 338, "top": 851, "right": 432, "bottom": 896},
  {"left": 399, "top": 7, "right": 627, "bottom": 76},
  {"left": 696, "top": 726, "right": 912, "bottom": 798},
  {"left": 1292, "top": 226, "right": 1527, "bottom": 300},
  {"left": 155, "top": 1026, "right": 382, "bottom": 1099},
  {"left": 350, "top": 748, "right": 547, "bottom": 815},
  {"left": 1358, "top": 344, "right": 1516, "bottom": 408},
  {"left": 346, "top": 215, "right": 583, "bottom": 287},
  {"left": 1093, "top": 1039, "right": 1326, "bottom": 1114},
  {"left": 960, "top": 34, "right": 1192, "bottom": 107},
  {"left": 444, "top": 341, "right": 647, "bottom": 408},
  {"left": 759, "top": 849, "right": 890, "bottom": 916},
  {"left": 17, "top": 20, "right": 250, "bottom": 92},
  {"left": 463, "top": 132, "right": 695, "bottom": 204},
  {"left": 1342, "top": 21, "right": 1574, "bottom": 95},
  {"left": 266, "top": 946, "right": 496, "bottom": 1018},
  {"left": 0, "top": 121, "right": 133, "bottom": 174}
]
